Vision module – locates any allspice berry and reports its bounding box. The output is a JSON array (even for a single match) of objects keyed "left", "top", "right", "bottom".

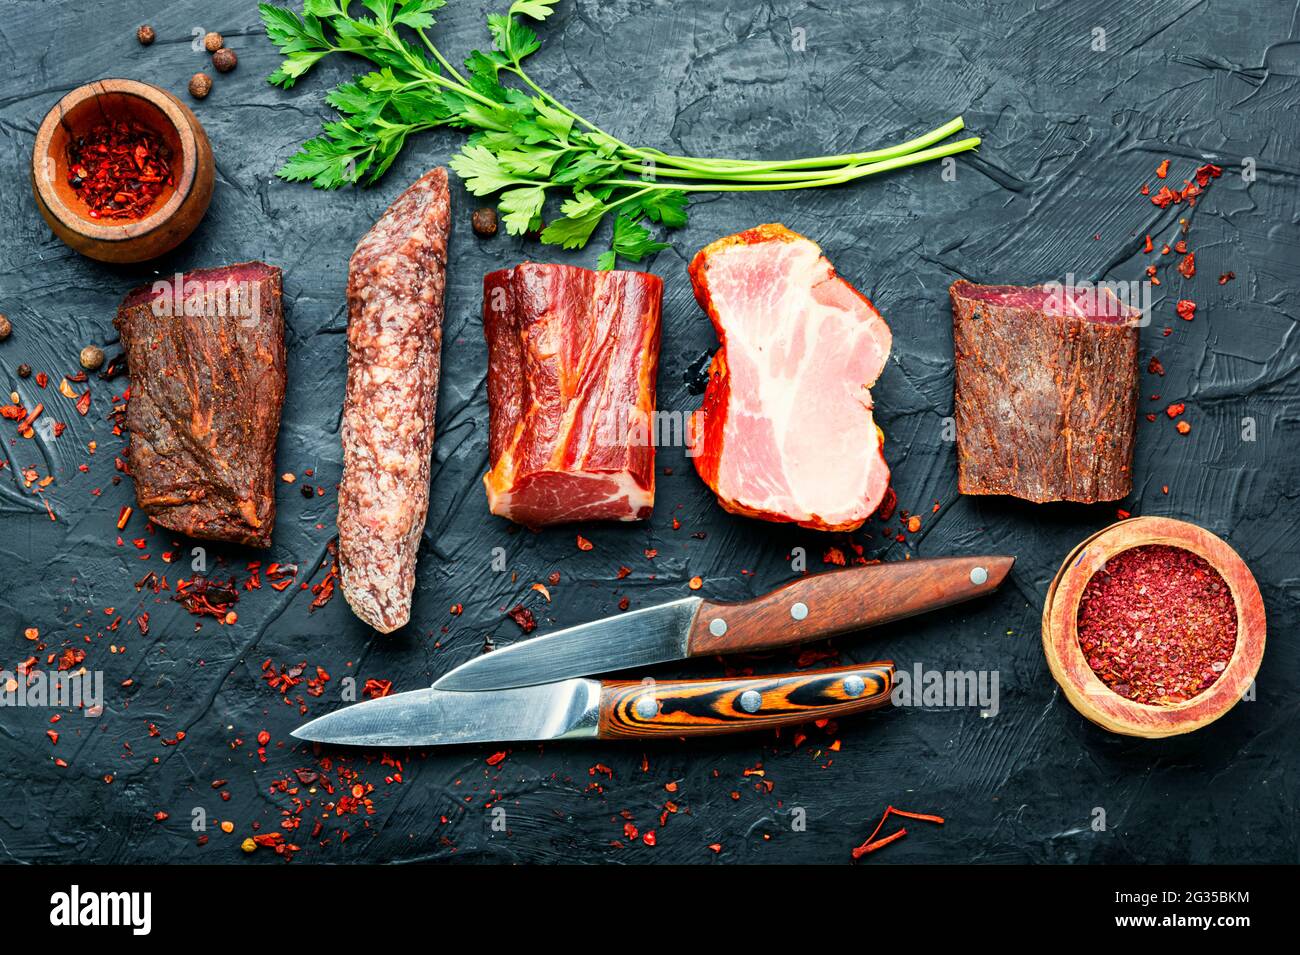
[
  {"left": 137, "top": 25, "right": 156, "bottom": 46},
  {"left": 80, "top": 345, "right": 105, "bottom": 372},
  {"left": 212, "top": 47, "right": 237, "bottom": 73},
  {"left": 0, "top": 314, "right": 11, "bottom": 341},
  {"left": 203, "top": 31, "right": 223, "bottom": 53},
  {"left": 189, "top": 72, "right": 213, "bottom": 99},
  {"left": 17, "top": 363, "right": 31, "bottom": 379},
  {"left": 472, "top": 207, "right": 499, "bottom": 237}
]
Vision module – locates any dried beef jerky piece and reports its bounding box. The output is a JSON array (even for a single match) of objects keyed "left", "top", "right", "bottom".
[
  {"left": 114, "top": 261, "right": 285, "bottom": 547},
  {"left": 950, "top": 280, "right": 1140, "bottom": 503},
  {"left": 338, "top": 167, "right": 450, "bottom": 633}
]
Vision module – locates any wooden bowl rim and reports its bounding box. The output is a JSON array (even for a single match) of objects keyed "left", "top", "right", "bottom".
[
  {"left": 32, "top": 78, "right": 199, "bottom": 243},
  {"left": 1042, "top": 516, "right": 1266, "bottom": 738}
]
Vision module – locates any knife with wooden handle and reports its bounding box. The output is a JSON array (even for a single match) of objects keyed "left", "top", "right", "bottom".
[
  {"left": 292, "top": 662, "right": 895, "bottom": 747},
  {"left": 433, "top": 555, "right": 1013, "bottom": 691}
]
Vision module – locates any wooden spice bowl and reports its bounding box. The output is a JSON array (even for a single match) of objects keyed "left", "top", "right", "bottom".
[
  {"left": 31, "top": 79, "right": 214, "bottom": 263},
  {"left": 1042, "top": 516, "right": 1265, "bottom": 738}
]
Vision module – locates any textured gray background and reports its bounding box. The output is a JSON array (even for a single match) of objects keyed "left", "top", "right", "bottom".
[{"left": 0, "top": 0, "right": 1296, "bottom": 864}]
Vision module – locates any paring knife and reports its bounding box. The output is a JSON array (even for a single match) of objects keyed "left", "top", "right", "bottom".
[
  {"left": 433, "top": 555, "right": 1013, "bottom": 692},
  {"left": 292, "top": 661, "right": 894, "bottom": 746}
]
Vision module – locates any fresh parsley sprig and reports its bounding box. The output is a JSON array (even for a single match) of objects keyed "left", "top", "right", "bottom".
[{"left": 261, "top": 0, "right": 980, "bottom": 268}]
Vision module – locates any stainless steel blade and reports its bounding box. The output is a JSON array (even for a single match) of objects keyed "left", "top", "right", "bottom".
[
  {"left": 431, "top": 596, "right": 702, "bottom": 692},
  {"left": 290, "top": 679, "right": 602, "bottom": 747}
]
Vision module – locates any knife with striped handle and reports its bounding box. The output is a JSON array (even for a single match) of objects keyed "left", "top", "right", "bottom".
[{"left": 292, "top": 662, "right": 894, "bottom": 746}]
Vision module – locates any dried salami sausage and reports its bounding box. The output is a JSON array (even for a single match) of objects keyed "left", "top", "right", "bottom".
[{"left": 338, "top": 168, "right": 450, "bottom": 632}]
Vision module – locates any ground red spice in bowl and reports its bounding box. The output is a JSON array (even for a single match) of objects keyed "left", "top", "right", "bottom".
[{"left": 1076, "top": 544, "right": 1237, "bottom": 705}]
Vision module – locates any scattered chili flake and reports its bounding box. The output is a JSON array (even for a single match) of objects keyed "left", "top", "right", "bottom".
[
  {"left": 362, "top": 678, "right": 393, "bottom": 699},
  {"left": 1176, "top": 420, "right": 1191, "bottom": 435},
  {"left": 1218, "top": 271, "right": 1235, "bottom": 285},
  {"left": 688, "top": 576, "right": 703, "bottom": 591},
  {"left": 1165, "top": 402, "right": 1185, "bottom": 419},
  {"left": 1150, "top": 185, "right": 1179, "bottom": 208},
  {"left": 507, "top": 605, "right": 537, "bottom": 633},
  {"left": 449, "top": 602, "right": 463, "bottom": 615},
  {"left": 1142, "top": 235, "right": 1153, "bottom": 253},
  {"left": 1147, "top": 357, "right": 1164, "bottom": 376},
  {"left": 1178, "top": 252, "right": 1196, "bottom": 279},
  {"left": 1195, "top": 163, "right": 1223, "bottom": 187},
  {"left": 1077, "top": 544, "right": 1236, "bottom": 705},
  {"left": 1155, "top": 159, "right": 1169, "bottom": 178},
  {"left": 1176, "top": 300, "right": 1196, "bottom": 322},
  {"left": 576, "top": 535, "right": 593, "bottom": 551},
  {"left": 851, "top": 805, "right": 945, "bottom": 860},
  {"left": 906, "top": 515, "right": 921, "bottom": 533},
  {"left": 531, "top": 582, "right": 551, "bottom": 602}
]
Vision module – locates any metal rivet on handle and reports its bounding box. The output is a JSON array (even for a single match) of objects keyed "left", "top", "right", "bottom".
[
  {"left": 709, "top": 617, "right": 728, "bottom": 637},
  {"left": 738, "top": 690, "right": 762, "bottom": 713},
  {"left": 790, "top": 601, "right": 809, "bottom": 621},
  {"left": 634, "top": 696, "right": 658, "bottom": 720},
  {"left": 969, "top": 566, "right": 988, "bottom": 586},
  {"left": 843, "top": 675, "right": 866, "bottom": 698}
]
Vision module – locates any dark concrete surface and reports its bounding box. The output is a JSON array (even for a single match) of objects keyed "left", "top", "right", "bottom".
[{"left": 0, "top": 0, "right": 1295, "bottom": 864}]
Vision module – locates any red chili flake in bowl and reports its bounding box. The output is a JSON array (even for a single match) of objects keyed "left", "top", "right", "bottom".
[
  {"left": 67, "top": 121, "right": 174, "bottom": 221},
  {"left": 1076, "top": 544, "right": 1236, "bottom": 706}
]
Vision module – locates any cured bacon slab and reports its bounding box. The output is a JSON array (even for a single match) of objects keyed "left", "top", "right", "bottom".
[
  {"left": 950, "top": 280, "right": 1140, "bottom": 503},
  {"left": 115, "top": 262, "right": 284, "bottom": 548},
  {"left": 482, "top": 263, "right": 662, "bottom": 527},
  {"left": 338, "top": 168, "right": 449, "bottom": 633},
  {"left": 688, "top": 225, "right": 891, "bottom": 532}
]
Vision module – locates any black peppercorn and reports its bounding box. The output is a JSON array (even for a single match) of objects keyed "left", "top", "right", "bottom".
[
  {"left": 471, "top": 207, "right": 498, "bottom": 237},
  {"left": 189, "top": 73, "right": 212, "bottom": 99},
  {"left": 212, "top": 48, "right": 237, "bottom": 73},
  {"left": 137, "top": 25, "right": 156, "bottom": 45},
  {"left": 17, "top": 363, "right": 31, "bottom": 378}
]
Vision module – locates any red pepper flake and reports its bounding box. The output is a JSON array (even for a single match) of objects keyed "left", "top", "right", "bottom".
[
  {"left": 1195, "top": 163, "right": 1223, "bottom": 187},
  {"left": 1150, "top": 186, "right": 1179, "bottom": 208},
  {"left": 256, "top": 730, "right": 271, "bottom": 746},
  {"left": 67, "top": 121, "right": 174, "bottom": 221},
  {"left": 116, "top": 505, "right": 132, "bottom": 530},
  {"left": 1147, "top": 357, "right": 1164, "bottom": 376},
  {"left": 1165, "top": 402, "right": 1185, "bottom": 419},
  {"left": 1177, "top": 252, "right": 1196, "bottom": 279},
  {"left": 1077, "top": 544, "right": 1235, "bottom": 705},
  {"left": 906, "top": 515, "right": 921, "bottom": 533},
  {"left": 531, "top": 582, "right": 551, "bottom": 601},
  {"left": 76, "top": 391, "right": 91, "bottom": 416},
  {"left": 449, "top": 603, "right": 463, "bottom": 615},
  {"left": 851, "top": 805, "right": 945, "bottom": 860},
  {"left": 1155, "top": 159, "right": 1170, "bottom": 179},
  {"left": 363, "top": 678, "right": 393, "bottom": 699},
  {"left": 1218, "top": 271, "right": 1235, "bottom": 285},
  {"left": 576, "top": 535, "right": 594, "bottom": 551},
  {"left": 1142, "top": 235, "right": 1153, "bottom": 253},
  {"left": 35, "top": 372, "right": 48, "bottom": 389},
  {"left": 616, "top": 565, "right": 631, "bottom": 579},
  {"left": 507, "top": 604, "right": 536, "bottom": 633},
  {"left": 642, "top": 830, "right": 657, "bottom": 846},
  {"left": 617, "top": 596, "right": 630, "bottom": 611},
  {"left": 486, "top": 751, "right": 507, "bottom": 767},
  {"left": 688, "top": 576, "right": 703, "bottom": 591},
  {"left": 1175, "top": 299, "right": 1196, "bottom": 322},
  {"left": 1176, "top": 420, "right": 1191, "bottom": 435}
]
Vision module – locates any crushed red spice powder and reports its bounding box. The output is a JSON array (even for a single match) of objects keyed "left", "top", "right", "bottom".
[{"left": 1076, "top": 545, "right": 1236, "bottom": 706}]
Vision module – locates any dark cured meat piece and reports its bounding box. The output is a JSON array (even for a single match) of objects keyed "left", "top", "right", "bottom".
[
  {"left": 114, "top": 262, "right": 285, "bottom": 547},
  {"left": 950, "top": 280, "right": 1140, "bottom": 503},
  {"left": 338, "top": 167, "right": 450, "bottom": 633},
  {"left": 482, "top": 263, "right": 662, "bottom": 527}
]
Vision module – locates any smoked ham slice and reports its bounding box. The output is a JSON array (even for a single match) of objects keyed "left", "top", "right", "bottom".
[
  {"left": 688, "top": 225, "right": 891, "bottom": 532},
  {"left": 482, "top": 263, "right": 663, "bottom": 527},
  {"left": 950, "top": 280, "right": 1140, "bottom": 503}
]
